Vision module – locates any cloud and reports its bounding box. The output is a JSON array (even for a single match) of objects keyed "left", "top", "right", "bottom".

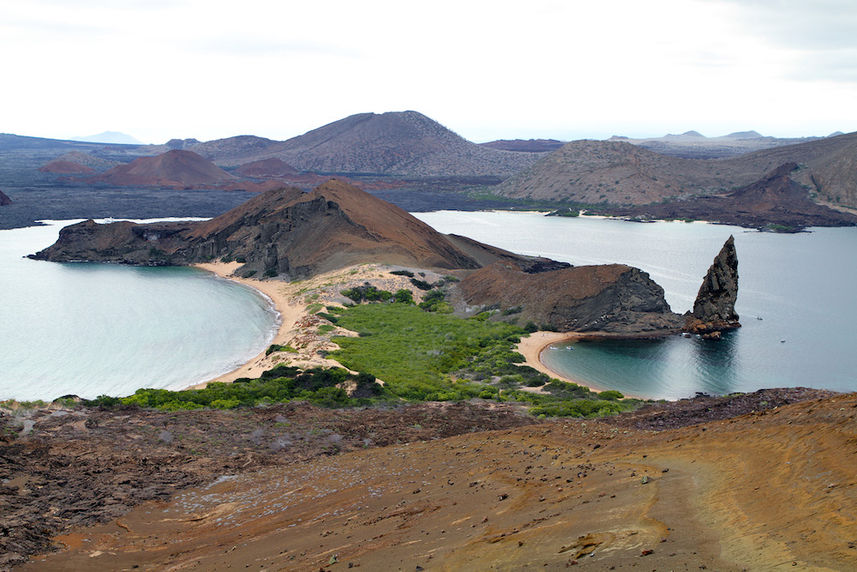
[{"left": 715, "top": 0, "right": 857, "bottom": 82}]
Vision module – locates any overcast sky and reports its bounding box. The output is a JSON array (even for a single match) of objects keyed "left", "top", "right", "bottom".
[{"left": 2, "top": 0, "right": 856, "bottom": 144}]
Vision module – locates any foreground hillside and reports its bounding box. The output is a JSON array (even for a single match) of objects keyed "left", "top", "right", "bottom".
[{"left": 7, "top": 389, "right": 853, "bottom": 570}]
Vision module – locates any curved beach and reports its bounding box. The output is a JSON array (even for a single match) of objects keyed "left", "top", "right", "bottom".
[
  {"left": 517, "top": 331, "right": 648, "bottom": 399},
  {"left": 189, "top": 262, "right": 307, "bottom": 387}
]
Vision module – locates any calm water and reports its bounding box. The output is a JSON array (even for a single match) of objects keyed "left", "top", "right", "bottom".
[
  {"left": 415, "top": 211, "right": 857, "bottom": 399},
  {"left": 0, "top": 220, "right": 278, "bottom": 401}
]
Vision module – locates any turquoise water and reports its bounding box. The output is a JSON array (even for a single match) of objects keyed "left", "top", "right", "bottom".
[
  {"left": 415, "top": 212, "right": 857, "bottom": 399},
  {"left": 0, "top": 220, "right": 279, "bottom": 401}
]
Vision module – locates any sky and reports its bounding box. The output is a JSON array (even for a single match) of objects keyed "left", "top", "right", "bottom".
[{"left": 2, "top": 0, "right": 857, "bottom": 144}]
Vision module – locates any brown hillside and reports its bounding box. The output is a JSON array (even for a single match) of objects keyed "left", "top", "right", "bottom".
[
  {"left": 90, "top": 150, "right": 237, "bottom": 188},
  {"left": 234, "top": 157, "right": 299, "bottom": 178},
  {"left": 457, "top": 259, "right": 682, "bottom": 334},
  {"left": 32, "top": 180, "right": 499, "bottom": 278},
  {"left": 603, "top": 163, "right": 857, "bottom": 230},
  {"left": 38, "top": 160, "right": 95, "bottom": 175},
  {"left": 20, "top": 391, "right": 857, "bottom": 570},
  {"left": 183, "top": 111, "right": 543, "bottom": 177},
  {"left": 496, "top": 132, "right": 857, "bottom": 210}
]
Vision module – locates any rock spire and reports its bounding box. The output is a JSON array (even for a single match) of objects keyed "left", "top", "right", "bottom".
[{"left": 685, "top": 235, "right": 740, "bottom": 338}]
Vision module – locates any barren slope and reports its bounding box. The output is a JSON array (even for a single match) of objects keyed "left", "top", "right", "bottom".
[
  {"left": 496, "top": 132, "right": 857, "bottom": 210},
  {"left": 90, "top": 150, "right": 237, "bottom": 188},
  {"left": 186, "top": 111, "right": 544, "bottom": 177},
  {"left": 21, "top": 392, "right": 857, "bottom": 571}
]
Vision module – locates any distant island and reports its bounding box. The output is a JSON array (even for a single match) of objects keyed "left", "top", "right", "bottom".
[{"left": 2, "top": 111, "right": 856, "bottom": 231}]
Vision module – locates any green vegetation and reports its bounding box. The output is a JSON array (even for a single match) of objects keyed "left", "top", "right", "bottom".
[
  {"left": 83, "top": 366, "right": 387, "bottom": 411},
  {"left": 68, "top": 288, "right": 638, "bottom": 419},
  {"left": 329, "top": 303, "right": 640, "bottom": 417},
  {"left": 341, "top": 283, "right": 394, "bottom": 303},
  {"left": 390, "top": 269, "right": 414, "bottom": 277},
  {"left": 265, "top": 343, "right": 298, "bottom": 356},
  {"left": 410, "top": 278, "right": 434, "bottom": 290}
]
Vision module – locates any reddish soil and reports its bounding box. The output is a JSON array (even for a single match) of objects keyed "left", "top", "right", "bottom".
[
  {"left": 90, "top": 150, "right": 236, "bottom": 188},
  {"left": 6, "top": 388, "right": 856, "bottom": 570}
]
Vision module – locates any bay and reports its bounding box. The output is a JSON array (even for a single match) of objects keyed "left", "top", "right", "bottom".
[
  {"left": 415, "top": 211, "right": 857, "bottom": 399},
  {"left": 0, "top": 220, "right": 279, "bottom": 401}
]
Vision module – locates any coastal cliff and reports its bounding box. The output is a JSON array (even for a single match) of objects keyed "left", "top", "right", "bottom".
[{"left": 457, "top": 260, "right": 683, "bottom": 335}]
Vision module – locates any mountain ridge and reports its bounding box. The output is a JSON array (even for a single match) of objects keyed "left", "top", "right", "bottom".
[{"left": 495, "top": 131, "right": 857, "bottom": 213}]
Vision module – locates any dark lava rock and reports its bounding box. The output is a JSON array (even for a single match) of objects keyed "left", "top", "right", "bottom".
[
  {"left": 685, "top": 236, "right": 740, "bottom": 335},
  {"left": 0, "top": 189, "right": 11, "bottom": 206}
]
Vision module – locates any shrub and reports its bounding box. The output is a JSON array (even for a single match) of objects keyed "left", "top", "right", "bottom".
[{"left": 393, "top": 289, "right": 415, "bottom": 304}]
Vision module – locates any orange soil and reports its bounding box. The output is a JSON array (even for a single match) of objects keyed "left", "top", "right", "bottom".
[{"left": 25, "top": 394, "right": 857, "bottom": 570}]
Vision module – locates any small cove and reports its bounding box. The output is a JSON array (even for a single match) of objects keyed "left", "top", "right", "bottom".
[{"left": 415, "top": 211, "right": 857, "bottom": 399}]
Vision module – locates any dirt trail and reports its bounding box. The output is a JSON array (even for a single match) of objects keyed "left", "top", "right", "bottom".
[{"left": 19, "top": 392, "right": 857, "bottom": 571}]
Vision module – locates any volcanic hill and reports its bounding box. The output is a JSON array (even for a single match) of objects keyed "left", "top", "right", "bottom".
[
  {"left": 602, "top": 162, "right": 857, "bottom": 230},
  {"left": 495, "top": 131, "right": 857, "bottom": 214},
  {"left": 31, "top": 180, "right": 496, "bottom": 278},
  {"left": 90, "top": 150, "right": 237, "bottom": 188},
  {"left": 174, "top": 111, "right": 545, "bottom": 177},
  {"left": 234, "top": 157, "right": 298, "bottom": 178}
]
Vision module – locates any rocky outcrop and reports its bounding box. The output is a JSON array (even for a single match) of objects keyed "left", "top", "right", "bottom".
[
  {"left": 684, "top": 236, "right": 740, "bottom": 337},
  {"left": 30, "top": 180, "right": 500, "bottom": 278},
  {"left": 0, "top": 190, "right": 11, "bottom": 206},
  {"left": 457, "top": 260, "right": 683, "bottom": 335}
]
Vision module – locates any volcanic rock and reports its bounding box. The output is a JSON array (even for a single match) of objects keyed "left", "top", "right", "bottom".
[
  {"left": 457, "top": 259, "right": 683, "bottom": 335},
  {"left": 684, "top": 235, "right": 740, "bottom": 335},
  {"left": 0, "top": 189, "right": 11, "bottom": 205},
  {"left": 30, "top": 180, "right": 499, "bottom": 278},
  {"left": 90, "top": 150, "right": 237, "bottom": 188},
  {"left": 598, "top": 163, "right": 857, "bottom": 231},
  {"left": 495, "top": 131, "right": 857, "bottom": 212}
]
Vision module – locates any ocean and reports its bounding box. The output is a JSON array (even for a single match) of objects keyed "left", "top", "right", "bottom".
[
  {"left": 0, "top": 220, "right": 278, "bottom": 401},
  {"left": 415, "top": 211, "right": 857, "bottom": 399},
  {"left": 4, "top": 213, "right": 856, "bottom": 402}
]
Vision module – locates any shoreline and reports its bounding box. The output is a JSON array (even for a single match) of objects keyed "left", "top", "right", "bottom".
[
  {"left": 187, "top": 262, "right": 309, "bottom": 388},
  {"left": 517, "top": 331, "right": 660, "bottom": 400}
]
